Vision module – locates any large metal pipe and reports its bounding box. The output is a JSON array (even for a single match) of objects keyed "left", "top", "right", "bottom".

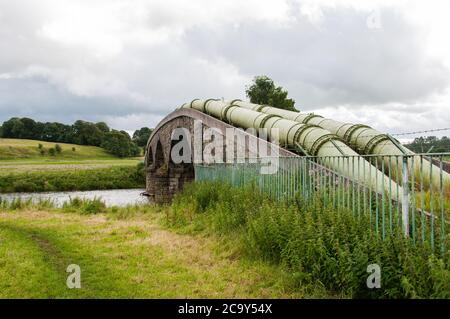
[
  {"left": 233, "top": 101, "right": 449, "bottom": 185},
  {"left": 182, "top": 99, "right": 403, "bottom": 199}
]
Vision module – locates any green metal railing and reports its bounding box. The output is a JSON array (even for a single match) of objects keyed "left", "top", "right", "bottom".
[{"left": 195, "top": 153, "right": 450, "bottom": 252}]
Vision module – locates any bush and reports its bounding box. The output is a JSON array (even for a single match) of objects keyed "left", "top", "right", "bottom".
[
  {"left": 166, "top": 182, "right": 450, "bottom": 298},
  {"left": 72, "top": 147, "right": 76, "bottom": 152},
  {"left": 132, "top": 162, "right": 146, "bottom": 185},
  {"left": 48, "top": 148, "right": 56, "bottom": 156},
  {"left": 0, "top": 166, "right": 145, "bottom": 193},
  {"left": 55, "top": 144, "right": 62, "bottom": 153},
  {"left": 63, "top": 197, "right": 106, "bottom": 214},
  {"left": 38, "top": 143, "right": 43, "bottom": 149}
]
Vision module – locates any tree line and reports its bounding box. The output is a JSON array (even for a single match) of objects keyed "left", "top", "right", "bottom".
[
  {"left": 404, "top": 136, "right": 450, "bottom": 153},
  {"left": 0, "top": 117, "right": 153, "bottom": 158},
  {"left": 0, "top": 76, "right": 293, "bottom": 157}
]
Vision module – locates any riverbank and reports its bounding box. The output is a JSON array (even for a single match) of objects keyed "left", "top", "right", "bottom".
[
  {"left": 0, "top": 189, "right": 147, "bottom": 207},
  {"left": 0, "top": 203, "right": 304, "bottom": 298},
  {"left": 0, "top": 183, "right": 448, "bottom": 298},
  {"left": 0, "top": 164, "right": 145, "bottom": 193},
  {"left": 0, "top": 137, "right": 145, "bottom": 193}
]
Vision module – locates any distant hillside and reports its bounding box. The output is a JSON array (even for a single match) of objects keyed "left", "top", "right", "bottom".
[
  {"left": 0, "top": 138, "right": 116, "bottom": 160},
  {"left": 0, "top": 117, "right": 149, "bottom": 157}
]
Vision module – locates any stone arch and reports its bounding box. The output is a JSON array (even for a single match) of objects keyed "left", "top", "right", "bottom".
[
  {"left": 167, "top": 126, "right": 194, "bottom": 200},
  {"left": 144, "top": 108, "right": 297, "bottom": 203},
  {"left": 145, "top": 142, "right": 153, "bottom": 167},
  {"left": 153, "top": 139, "right": 167, "bottom": 176}
]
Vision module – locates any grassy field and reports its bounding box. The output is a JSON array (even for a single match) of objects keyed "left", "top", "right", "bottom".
[
  {"left": 0, "top": 204, "right": 304, "bottom": 298},
  {"left": 0, "top": 159, "right": 141, "bottom": 175},
  {"left": 0, "top": 165, "right": 145, "bottom": 193},
  {"left": 1, "top": 183, "right": 448, "bottom": 299},
  {"left": 0, "top": 138, "right": 144, "bottom": 192},
  {"left": 0, "top": 138, "right": 142, "bottom": 173},
  {"left": 0, "top": 138, "right": 118, "bottom": 160}
]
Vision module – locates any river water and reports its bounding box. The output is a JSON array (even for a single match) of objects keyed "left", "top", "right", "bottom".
[{"left": 0, "top": 189, "right": 149, "bottom": 207}]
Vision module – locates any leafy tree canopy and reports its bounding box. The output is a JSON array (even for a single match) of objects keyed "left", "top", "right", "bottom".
[
  {"left": 133, "top": 127, "right": 153, "bottom": 148},
  {"left": 245, "top": 75, "right": 297, "bottom": 111},
  {"left": 404, "top": 136, "right": 450, "bottom": 153},
  {"left": 101, "top": 130, "right": 141, "bottom": 158},
  {"left": 0, "top": 117, "right": 142, "bottom": 158}
]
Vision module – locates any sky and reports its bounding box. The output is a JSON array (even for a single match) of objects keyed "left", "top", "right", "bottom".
[{"left": 0, "top": 0, "right": 449, "bottom": 140}]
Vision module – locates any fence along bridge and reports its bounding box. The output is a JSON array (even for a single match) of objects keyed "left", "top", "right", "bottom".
[{"left": 145, "top": 99, "right": 449, "bottom": 249}]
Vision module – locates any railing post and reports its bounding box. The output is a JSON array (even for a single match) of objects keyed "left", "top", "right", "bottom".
[{"left": 401, "top": 155, "right": 409, "bottom": 237}]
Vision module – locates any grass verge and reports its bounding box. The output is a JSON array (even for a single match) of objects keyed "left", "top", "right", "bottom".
[
  {"left": 0, "top": 200, "right": 305, "bottom": 298},
  {"left": 0, "top": 163, "right": 145, "bottom": 193},
  {"left": 1, "top": 182, "right": 448, "bottom": 298},
  {"left": 0, "top": 138, "right": 115, "bottom": 160},
  {"left": 165, "top": 182, "right": 450, "bottom": 298}
]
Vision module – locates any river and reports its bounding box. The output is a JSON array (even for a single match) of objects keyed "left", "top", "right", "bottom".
[{"left": 0, "top": 189, "right": 149, "bottom": 207}]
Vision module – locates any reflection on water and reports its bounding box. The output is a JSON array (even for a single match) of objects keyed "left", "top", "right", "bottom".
[{"left": 0, "top": 189, "right": 148, "bottom": 207}]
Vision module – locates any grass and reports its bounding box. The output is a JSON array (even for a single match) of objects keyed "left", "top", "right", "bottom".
[
  {"left": 0, "top": 159, "right": 141, "bottom": 175},
  {"left": 1, "top": 183, "right": 448, "bottom": 298},
  {"left": 0, "top": 164, "right": 145, "bottom": 193},
  {"left": 165, "top": 182, "right": 450, "bottom": 298},
  {"left": 0, "top": 138, "right": 117, "bottom": 160},
  {"left": 0, "top": 199, "right": 305, "bottom": 298},
  {"left": 0, "top": 138, "right": 142, "bottom": 174},
  {"left": 0, "top": 138, "right": 144, "bottom": 192}
]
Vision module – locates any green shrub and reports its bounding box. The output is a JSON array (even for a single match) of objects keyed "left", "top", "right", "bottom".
[
  {"left": 132, "top": 162, "right": 146, "bottom": 185},
  {"left": 0, "top": 166, "right": 145, "bottom": 193},
  {"left": 63, "top": 197, "right": 106, "bottom": 214},
  {"left": 55, "top": 144, "right": 62, "bottom": 153},
  {"left": 166, "top": 181, "right": 450, "bottom": 299},
  {"left": 48, "top": 148, "right": 56, "bottom": 156}
]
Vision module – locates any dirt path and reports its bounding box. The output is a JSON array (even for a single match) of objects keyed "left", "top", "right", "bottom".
[{"left": 0, "top": 210, "right": 300, "bottom": 298}]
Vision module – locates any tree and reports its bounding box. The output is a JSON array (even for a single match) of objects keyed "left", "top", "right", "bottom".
[
  {"left": 245, "top": 75, "right": 297, "bottom": 111},
  {"left": 19, "top": 118, "right": 39, "bottom": 139},
  {"left": 0, "top": 117, "right": 142, "bottom": 158},
  {"left": 132, "top": 127, "right": 153, "bottom": 147},
  {"left": 1, "top": 118, "right": 25, "bottom": 138},
  {"left": 42, "top": 122, "right": 62, "bottom": 142},
  {"left": 101, "top": 130, "right": 141, "bottom": 158},
  {"left": 72, "top": 120, "right": 104, "bottom": 146},
  {"left": 48, "top": 148, "right": 56, "bottom": 156},
  {"left": 55, "top": 144, "right": 62, "bottom": 154},
  {"left": 95, "top": 122, "right": 110, "bottom": 133},
  {"left": 405, "top": 136, "right": 450, "bottom": 153}
]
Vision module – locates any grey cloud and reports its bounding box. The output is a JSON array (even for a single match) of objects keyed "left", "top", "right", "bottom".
[
  {"left": 0, "top": 2, "right": 449, "bottom": 134},
  {"left": 183, "top": 8, "right": 450, "bottom": 109},
  {"left": 0, "top": 76, "right": 154, "bottom": 123}
]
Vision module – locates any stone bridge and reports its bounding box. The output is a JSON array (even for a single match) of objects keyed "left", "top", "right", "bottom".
[{"left": 144, "top": 108, "right": 296, "bottom": 203}]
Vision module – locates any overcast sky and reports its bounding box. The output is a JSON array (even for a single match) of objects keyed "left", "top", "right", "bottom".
[{"left": 1, "top": 0, "right": 449, "bottom": 139}]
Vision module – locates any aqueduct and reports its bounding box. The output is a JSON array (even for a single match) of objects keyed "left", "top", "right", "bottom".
[
  {"left": 145, "top": 99, "right": 450, "bottom": 204},
  {"left": 144, "top": 106, "right": 296, "bottom": 203}
]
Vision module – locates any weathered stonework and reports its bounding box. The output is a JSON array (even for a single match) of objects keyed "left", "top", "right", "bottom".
[{"left": 145, "top": 108, "right": 297, "bottom": 204}]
